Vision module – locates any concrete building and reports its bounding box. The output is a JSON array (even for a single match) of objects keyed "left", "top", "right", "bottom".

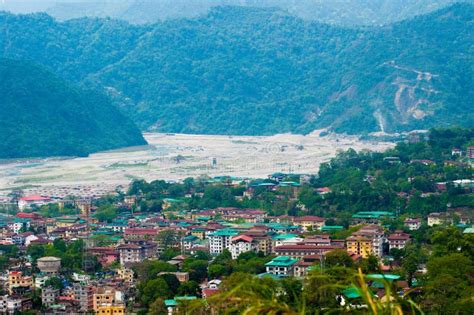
[
  {"left": 387, "top": 231, "right": 411, "bottom": 250},
  {"left": 209, "top": 229, "right": 238, "bottom": 255},
  {"left": 293, "top": 216, "right": 325, "bottom": 231},
  {"left": 73, "top": 282, "right": 95, "bottom": 312},
  {"left": 346, "top": 236, "right": 373, "bottom": 259},
  {"left": 37, "top": 256, "right": 61, "bottom": 275},
  {"left": 18, "top": 196, "right": 52, "bottom": 210},
  {"left": 229, "top": 235, "right": 256, "bottom": 259},
  {"left": 8, "top": 271, "right": 33, "bottom": 295},
  {"left": 41, "top": 286, "right": 59, "bottom": 307},
  {"left": 404, "top": 218, "right": 421, "bottom": 231},
  {"left": 265, "top": 256, "right": 298, "bottom": 276},
  {"left": 93, "top": 287, "right": 125, "bottom": 315}
]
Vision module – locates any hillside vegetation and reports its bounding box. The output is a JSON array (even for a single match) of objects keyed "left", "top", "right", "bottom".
[
  {"left": 0, "top": 59, "right": 147, "bottom": 158},
  {"left": 1, "top": 4, "right": 472, "bottom": 135}
]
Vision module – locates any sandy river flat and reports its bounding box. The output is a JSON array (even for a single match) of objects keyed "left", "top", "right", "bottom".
[{"left": 0, "top": 131, "right": 394, "bottom": 196}]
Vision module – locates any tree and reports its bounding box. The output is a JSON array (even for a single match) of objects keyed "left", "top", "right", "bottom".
[
  {"left": 147, "top": 298, "right": 167, "bottom": 315},
  {"left": 140, "top": 278, "right": 172, "bottom": 307},
  {"left": 425, "top": 253, "right": 474, "bottom": 313},
  {"left": 325, "top": 249, "right": 354, "bottom": 268},
  {"left": 208, "top": 264, "right": 228, "bottom": 279},
  {"left": 177, "top": 280, "right": 200, "bottom": 296},
  {"left": 94, "top": 205, "right": 117, "bottom": 222},
  {"left": 157, "top": 230, "right": 179, "bottom": 251},
  {"left": 184, "top": 260, "right": 208, "bottom": 283},
  {"left": 159, "top": 274, "right": 181, "bottom": 296},
  {"left": 304, "top": 274, "right": 340, "bottom": 311},
  {"left": 44, "top": 277, "right": 64, "bottom": 290}
]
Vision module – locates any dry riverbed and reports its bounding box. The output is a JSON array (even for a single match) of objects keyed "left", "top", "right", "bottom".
[{"left": 0, "top": 131, "right": 394, "bottom": 196}]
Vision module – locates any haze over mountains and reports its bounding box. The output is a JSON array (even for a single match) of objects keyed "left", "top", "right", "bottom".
[
  {"left": 0, "top": 2, "right": 472, "bottom": 157},
  {"left": 1, "top": 0, "right": 472, "bottom": 25}
]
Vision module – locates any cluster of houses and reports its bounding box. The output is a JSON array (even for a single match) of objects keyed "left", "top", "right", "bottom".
[{"left": 0, "top": 179, "right": 471, "bottom": 314}]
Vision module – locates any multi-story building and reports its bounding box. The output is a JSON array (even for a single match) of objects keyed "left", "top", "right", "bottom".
[
  {"left": 293, "top": 254, "right": 322, "bottom": 277},
  {"left": 7, "top": 218, "right": 30, "bottom": 234},
  {"left": 18, "top": 195, "right": 52, "bottom": 210},
  {"left": 387, "top": 231, "right": 411, "bottom": 250},
  {"left": 41, "top": 286, "right": 59, "bottom": 307},
  {"left": 427, "top": 212, "right": 453, "bottom": 226},
  {"left": 274, "top": 245, "right": 338, "bottom": 259},
  {"left": 404, "top": 218, "right": 421, "bottom": 231},
  {"left": 117, "top": 242, "right": 156, "bottom": 266},
  {"left": 0, "top": 296, "right": 32, "bottom": 314},
  {"left": 93, "top": 287, "right": 125, "bottom": 315},
  {"left": 209, "top": 229, "right": 238, "bottom": 255},
  {"left": 352, "top": 225, "right": 386, "bottom": 257},
  {"left": 293, "top": 216, "right": 325, "bottom": 231},
  {"left": 73, "top": 282, "right": 95, "bottom": 312},
  {"left": 265, "top": 256, "right": 298, "bottom": 276},
  {"left": 346, "top": 236, "right": 373, "bottom": 258},
  {"left": 229, "top": 235, "right": 256, "bottom": 259},
  {"left": 8, "top": 271, "right": 33, "bottom": 295},
  {"left": 116, "top": 268, "right": 135, "bottom": 286}
]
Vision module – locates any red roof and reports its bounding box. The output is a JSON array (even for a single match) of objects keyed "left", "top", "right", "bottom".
[
  {"left": 275, "top": 245, "right": 338, "bottom": 251},
  {"left": 124, "top": 228, "right": 159, "bottom": 235},
  {"left": 231, "top": 235, "right": 253, "bottom": 242},
  {"left": 294, "top": 216, "right": 325, "bottom": 222},
  {"left": 16, "top": 212, "right": 42, "bottom": 219},
  {"left": 19, "top": 195, "right": 51, "bottom": 202},
  {"left": 202, "top": 289, "right": 220, "bottom": 298}
]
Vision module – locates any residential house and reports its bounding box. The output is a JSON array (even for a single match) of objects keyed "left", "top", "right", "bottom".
[
  {"left": 293, "top": 216, "right": 325, "bottom": 231},
  {"left": 293, "top": 254, "right": 322, "bottom": 277},
  {"left": 404, "top": 218, "right": 421, "bottom": 231},
  {"left": 209, "top": 229, "right": 238, "bottom": 255},
  {"left": 41, "top": 286, "right": 59, "bottom": 307},
  {"left": 274, "top": 245, "right": 338, "bottom": 259},
  {"left": 18, "top": 195, "right": 52, "bottom": 210},
  {"left": 265, "top": 256, "right": 298, "bottom": 276},
  {"left": 346, "top": 236, "right": 373, "bottom": 259},
  {"left": 387, "top": 231, "right": 411, "bottom": 250}
]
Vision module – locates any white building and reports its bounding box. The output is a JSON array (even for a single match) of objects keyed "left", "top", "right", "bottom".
[
  {"left": 18, "top": 196, "right": 52, "bottom": 210},
  {"left": 208, "top": 229, "right": 238, "bottom": 255},
  {"left": 404, "top": 218, "right": 421, "bottom": 231},
  {"left": 230, "top": 235, "right": 256, "bottom": 259}
]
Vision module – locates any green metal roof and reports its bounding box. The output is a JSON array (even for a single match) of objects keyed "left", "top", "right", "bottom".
[
  {"left": 321, "top": 225, "right": 344, "bottom": 231},
  {"left": 342, "top": 287, "right": 362, "bottom": 299},
  {"left": 366, "top": 274, "right": 400, "bottom": 281},
  {"left": 352, "top": 211, "right": 395, "bottom": 219},
  {"left": 210, "top": 228, "right": 238, "bottom": 237},
  {"left": 183, "top": 235, "right": 199, "bottom": 242},
  {"left": 463, "top": 227, "right": 474, "bottom": 234},
  {"left": 164, "top": 299, "right": 178, "bottom": 307},
  {"left": 165, "top": 296, "right": 197, "bottom": 307},
  {"left": 265, "top": 256, "right": 298, "bottom": 267},
  {"left": 272, "top": 233, "right": 298, "bottom": 240}
]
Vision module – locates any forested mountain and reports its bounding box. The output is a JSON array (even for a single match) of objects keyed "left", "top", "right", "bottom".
[
  {"left": 0, "top": 59, "right": 147, "bottom": 158},
  {"left": 1, "top": 3, "right": 472, "bottom": 135},
  {"left": 1, "top": 0, "right": 471, "bottom": 26}
]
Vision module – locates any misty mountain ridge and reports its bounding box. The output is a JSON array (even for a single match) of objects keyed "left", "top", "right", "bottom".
[
  {"left": 1, "top": 3, "right": 472, "bottom": 136},
  {"left": 1, "top": 0, "right": 473, "bottom": 25}
]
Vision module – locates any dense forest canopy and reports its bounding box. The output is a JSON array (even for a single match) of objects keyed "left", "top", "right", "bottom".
[
  {"left": 1, "top": 3, "right": 472, "bottom": 135},
  {"left": 0, "top": 59, "right": 147, "bottom": 158}
]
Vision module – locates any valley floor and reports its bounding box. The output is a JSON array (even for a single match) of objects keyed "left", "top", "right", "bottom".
[{"left": 0, "top": 131, "right": 393, "bottom": 197}]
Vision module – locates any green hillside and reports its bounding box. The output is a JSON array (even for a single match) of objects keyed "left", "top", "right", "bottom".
[
  {"left": 1, "top": 3, "right": 472, "bottom": 135},
  {"left": 0, "top": 59, "right": 147, "bottom": 158}
]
